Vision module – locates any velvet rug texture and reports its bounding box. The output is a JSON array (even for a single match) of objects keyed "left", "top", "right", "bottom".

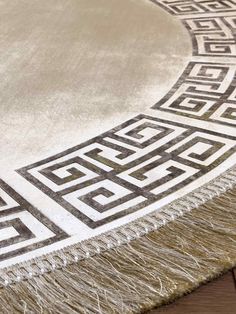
[{"left": 0, "top": 0, "right": 236, "bottom": 313}]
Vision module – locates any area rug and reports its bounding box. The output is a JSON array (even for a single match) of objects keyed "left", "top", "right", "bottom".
[{"left": 0, "top": 0, "right": 236, "bottom": 313}]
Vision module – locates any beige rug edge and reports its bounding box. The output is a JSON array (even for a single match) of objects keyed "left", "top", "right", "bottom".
[{"left": 0, "top": 176, "right": 235, "bottom": 313}]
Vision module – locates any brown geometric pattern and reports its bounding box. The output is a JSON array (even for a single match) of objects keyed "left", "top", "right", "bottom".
[
  {"left": 0, "top": 180, "right": 67, "bottom": 262},
  {"left": 153, "top": 62, "right": 236, "bottom": 125},
  {"left": 183, "top": 16, "right": 236, "bottom": 57},
  {"left": 18, "top": 115, "right": 236, "bottom": 228},
  {"left": 152, "top": 1, "right": 236, "bottom": 125},
  {"left": 154, "top": 0, "right": 236, "bottom": 15}
]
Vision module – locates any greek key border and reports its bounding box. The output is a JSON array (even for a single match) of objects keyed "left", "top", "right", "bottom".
[{"left": 0, "top": 0, "right": 236, "bottom": 267}]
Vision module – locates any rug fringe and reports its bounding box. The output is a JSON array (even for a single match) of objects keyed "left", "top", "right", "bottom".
[
  {"left": 1, "top": 166, "right": 236, "bottom": 290},
  {"left": 0, "top": 186, "right": 236, "bottom": 313}
]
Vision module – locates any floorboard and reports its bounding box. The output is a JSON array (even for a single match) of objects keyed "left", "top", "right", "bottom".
[{"left": 148, "top": 269, "right": 236, "bottom": 314}]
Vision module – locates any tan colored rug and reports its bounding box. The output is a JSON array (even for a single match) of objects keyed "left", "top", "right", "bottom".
[{"left": 0, "top": 0, "right": 236, "bottom": 312}]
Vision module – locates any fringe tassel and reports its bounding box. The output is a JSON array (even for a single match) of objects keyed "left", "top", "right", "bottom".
[{"left": 0, "top": 188, "right": 235, "bottom": 313}]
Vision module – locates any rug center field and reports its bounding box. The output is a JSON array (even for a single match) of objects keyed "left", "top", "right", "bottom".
[{"left": 0, "top": 0, "right": 191, "bottom": 171}]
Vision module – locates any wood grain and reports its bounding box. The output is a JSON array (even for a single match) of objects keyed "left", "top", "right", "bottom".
[{"left": 148, "top": 269, "right": 236, "bottom": 314}]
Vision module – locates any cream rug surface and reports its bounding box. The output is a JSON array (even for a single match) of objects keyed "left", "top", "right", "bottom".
[{"left": 0, "top": 0, "right": 236, "bottom": 313}]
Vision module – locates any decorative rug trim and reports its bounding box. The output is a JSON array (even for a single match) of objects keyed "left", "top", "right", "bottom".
[
  {"left": 1, "top": 164, "right": 236, "bottom": 288},
  {"left": 0, "top": 182, "right": 236, "bottom": 313}
]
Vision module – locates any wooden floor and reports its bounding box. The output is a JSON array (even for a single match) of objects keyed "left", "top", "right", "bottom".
[{"left": 148, "top": 269, "right": 236, "bottom": 314}]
